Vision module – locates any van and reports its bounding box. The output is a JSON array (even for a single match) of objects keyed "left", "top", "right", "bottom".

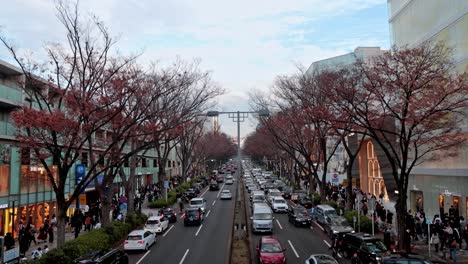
[
  {"left": 251, "top": 203, "right": 274, "bottom": 233},
  {"left": 315, "top": 205, "right": 337, "bottom": 224}
]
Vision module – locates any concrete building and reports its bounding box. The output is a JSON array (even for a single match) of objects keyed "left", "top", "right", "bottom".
[{"left": 388, "top": 0, "right": 468, "bottom": 219}]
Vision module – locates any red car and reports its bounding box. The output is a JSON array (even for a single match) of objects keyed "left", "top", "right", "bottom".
[{"left": 256, "top": 236, "right": 287, "bottom": 264}]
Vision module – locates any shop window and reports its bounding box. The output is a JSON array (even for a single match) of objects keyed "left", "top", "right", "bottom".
[
  {"left": 439, "top": 194, "right": 444, "bottom": 216},
  {"left": 21, "top": 148, "right": 30, "bottom": 165},
  {"left": 82, "top": 152, "right": 88, "bottom": 167},
  {"left": 20, "top": 165, "right": 57, "bottom": 193}
]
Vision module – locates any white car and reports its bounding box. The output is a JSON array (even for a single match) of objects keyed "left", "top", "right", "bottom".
[
  {"left": 144, "top": 215, "right": 169, "bottom": 233},
  {"left": 189, "top": 197, "right": 207, "bottom": 213},
  {"left": 305, "top": 254, "right": 339, "bottom": 264},
  {"left": 220, "top": 190, "right": 232, "bottom": 200},
  {"left": 124, "top": 230, "right": 156, "bottom": 251},
  {"left": 271, "top": 197, "right": 288, "bottom": 213}
]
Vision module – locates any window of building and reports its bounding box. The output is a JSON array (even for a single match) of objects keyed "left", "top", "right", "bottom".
[
  {"left": 167, "top": 160, "right": 171, "bottom": 167},
  {"left": 21, "top": 148, "right": 30, "bottom": 165},
  {"left": 142, "top": 158, "right": 147, "bottom": 167},
  {"left": 81, "top": 152, "right": 88, "bottom": 167},
  {"left": 0, "top": 144, "right": 10, "bottom": 196},
  {"left": 153, "top": 159, "right": 157, "bottom": 167}
]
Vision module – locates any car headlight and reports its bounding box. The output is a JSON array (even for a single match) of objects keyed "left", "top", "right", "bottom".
[{"left": 333, "top": 230, "right": 339, "bottom": 234}]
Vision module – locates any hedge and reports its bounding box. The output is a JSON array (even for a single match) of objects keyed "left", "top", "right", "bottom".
[
  {"left": 28, "top": 212, "right": 147, "bottom": 264},
  {"left": 343, "top": 210, "right": 378, "bottom": 234}
]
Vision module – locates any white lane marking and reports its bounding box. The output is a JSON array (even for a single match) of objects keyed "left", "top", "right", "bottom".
[
  {"left": 309, "top": 226, "right": 314, "bottom": 230},
  {"left": 162, "top": 225, "right": 174, "bottom": 237},
  {"left": 200, "top": 187, "right": 209, "bottom": 197},
  {"left": 180, "top": 215, "right": 185, "bottom": 219},
  {"left": 275, "top": 219, "right": 283, "bottom": 230},
  {"left": 216, "top": 183, "right": 226, "bottom": 197},
  {"left": 195, "top": 224, "right": 203, "bottom": 236},
  {"left": 179, "top": 249, "right": 189, "bottom": 264},
  {"left": 136, "top": 250, "right": 151, "bottom": 264},
  {"left": 313, "top": 221, "right": 324, "bottom": 231},
  {"left": 212, "top": 200, "right": 216, "bottom": 206},
  {"left": 287, "top": 240, "right": 300, "bottom": 258},
  {"left": 206, "top": 210, "right": 211, "bottom": 217}
]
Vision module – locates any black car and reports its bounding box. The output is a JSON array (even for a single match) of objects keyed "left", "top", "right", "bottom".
[
  {"left": 161, "top": 207, "right": 177, "bottom": 223},
  {"left": 382, "top": 254, "right": 431, "bottom": 264},
  {"left": 298, "top": 195, "right": 313, "bottom": 209},
  {"left": 75, "top": 249, "right": 129, "bottom": 264},
  {"left": 323, "top": 216, "right": 354, "bottom": 238},
  {"left": 288, "top": 205, "right": 312, "bottom": 227},
  {"left": 209, "top": 182, "right": 220, "bottom": 191},
  {"left": 184, "top": 208, "right": 204, "bottom": 226},
  {"left": 280, "top": 186, "right": 293, "bottom": 199},
  {"left": 184, "top": 189, "right": 197, "bottom": 199},
  {"left": 341, "top": 233, "right": 390, "bottom": 263}
]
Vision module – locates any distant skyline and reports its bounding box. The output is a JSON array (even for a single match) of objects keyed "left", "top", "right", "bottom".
[{"left": 0, "top": 0, "right": 390, "bottom": 141}]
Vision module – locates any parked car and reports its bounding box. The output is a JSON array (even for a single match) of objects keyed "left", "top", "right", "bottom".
[
  {"left": 184, "top": 189, "right": 197, "bottom": 199},
  {"left": 382, "top": 254, "right": 432, "bottom": 264},
  {"left": 256, "top": 236, "right": 287, "bottom": 264},
  {"left": 144, "top": 215, "right": 169, "bottom": 233},
  {"left": 189, "top": 197, "right": 207, "bottom": 213},
  {"left": 288, "top": 205, "right": 312, "bottom": 227},
  {"left": 124, "top": 230, "right": 156, "bottom": 251},
  {"left": 305, "top": 254, "right": 339, "bottom": 264},
  {"left": 323, "top": 216, "right": 354, "bottom": 238},
  {"left": 184, "top": 207, "right": 204, "bottom": 226},
  {"left": 298, "top": 195, "right": 313, "bottom": 209},
  {"left": 75, "top": 249, "right": 129, "bottom": 264},
  {"left": 220, "top": 190, "right": 232, "bottom": 200},
  {"left": 161, "top": 207, "right": 177, "bottom": 223},
  {"left": 341, "top": 233, "right": 390, "bottom": 262}
]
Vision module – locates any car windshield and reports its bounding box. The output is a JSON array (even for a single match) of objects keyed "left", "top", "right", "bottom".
[
  {"left": 296, "top": 209, "right": 308, "bottom": 216},
  {"left": 270, "top": 191, "right": 281, "bottom": 196},
  {"left": 261, "top": 242, "right": 282, "bottom": 253},
  {"left": 190, "top": 200, "right": 203, "bottom": 205},
  {"left": 222, "top": 190, "right": 230, "bottom": 193},
  {"left": 366, "top": 240, "right": 387, "bottom": 253},
  {"left": 163, "top": 209, "right": 173, "bottom": 214},
  {"left": 186, "top": 210, "right": 199, "bottom": 216},
  {"left": 147, "top": 220, "right": 159, "bottom": 225},
  {"left": 254, "top": 213, "right": 272, "bottom": 220},
  {"left": 332, "top": 219, "right": 349, "bottom": 226},
  {"left": 127, "top": 235, "right": 142, "bottom": 240},
  {"left": 301, "top": 196, "right": 312, "bottom": 202},
  {"left": 325, "top": 210, "right": 337, "bottom": 216},
  {"left": 274, "top": 199, "right": 286, "bottom": 204}
]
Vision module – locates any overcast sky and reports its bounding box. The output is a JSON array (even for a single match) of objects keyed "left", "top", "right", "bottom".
[{"left": 0, "top": 0, "right": 390, "bottom": 141}]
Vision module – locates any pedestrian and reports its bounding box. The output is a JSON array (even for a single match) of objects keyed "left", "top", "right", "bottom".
[
  {"left": 85, "top": 215, "right": 92, "bottom": 231},
  {"left": 450, "top": 237, "right": 458, "bottom": 263},
  {"left": 4, "top": 232, "right": 15, "bottom": 250},
  {"left": 463, "top": 226, "right": 468, "bottom": 250},
  {"left": 431, "top": 232, "right": 440, "bottom": 253},
  {"left": 48, "top": 224, "right": 54, "bottom": 243},
  {"left": 178, "top": 197, "right": 183, "bottom": 213},
  {"left": 404, "top": 229, "right": 412, "bottom": 253}
]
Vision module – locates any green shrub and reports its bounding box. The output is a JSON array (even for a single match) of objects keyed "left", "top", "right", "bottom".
[
  {"left": 311, "top": 193, "right": 321, "bottom": 206},
  {"left": 30, "top": 212, "right": 148, "bottom": 264},
  {"left": 343, "top": 210, "right": 377, "bottom": 234}
]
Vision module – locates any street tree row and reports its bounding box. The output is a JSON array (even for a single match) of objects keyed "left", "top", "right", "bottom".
[
  {"left": 0, "top": 2, "right": 223, "bottom": 247},
  {"left": 246, "top": 42, "right": 468, "bottom": 248}
]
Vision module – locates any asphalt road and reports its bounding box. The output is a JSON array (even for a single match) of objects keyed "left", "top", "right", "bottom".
[
  {"left": 127, "top": 177, "right": 236, "bottom": 264},
  {"left": 244, "top": 175, "right": 350, "bottom": 264}
]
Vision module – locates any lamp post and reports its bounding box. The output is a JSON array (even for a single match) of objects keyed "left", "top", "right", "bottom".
[{"left": 206, "top": 109, "right": 269, "bottom": 239}]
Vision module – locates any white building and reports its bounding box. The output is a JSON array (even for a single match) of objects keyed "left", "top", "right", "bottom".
[{"left": 389, "top": 0, "right": 468, "bottom": 219}]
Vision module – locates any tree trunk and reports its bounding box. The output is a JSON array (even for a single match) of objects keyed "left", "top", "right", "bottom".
[
  {"left": 158, "top": 165, "right": 167, "bottom": 200},
  {"left": 100, "top": 196, "right": 113, "bottom": 226},
  {"left": 56, "top": 203, "right": 67, "bottom": 248},
  {"left": 345, "top": 157, "right": 356, "bottom": 211},
  {"left": 397, "top": 191, "right": 408, "bottom": 251}
]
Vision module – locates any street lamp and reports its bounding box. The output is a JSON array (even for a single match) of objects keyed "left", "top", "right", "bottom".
[{"left": 206, "top": 109, "right": 269, "bottom": 239}]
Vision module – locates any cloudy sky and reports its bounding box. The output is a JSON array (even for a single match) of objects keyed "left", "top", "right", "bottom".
[{"left": 0, "top": 0, "right": 390, "bottom": 141}]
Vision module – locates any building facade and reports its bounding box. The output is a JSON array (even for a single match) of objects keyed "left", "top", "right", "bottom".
[
  {"left": 0, "top": 59, "right": 181, "bottom": 237},
  {"left": 389, "top": 0, "right": 468, "bottom": 219}
]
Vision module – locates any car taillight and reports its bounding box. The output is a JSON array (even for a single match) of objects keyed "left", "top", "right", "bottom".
[
  {"left": 174, "top": 213, "right": 177, "bottom": 216},
  {"left": 124, "top": 241, "right": 129, "bottom": 244},
  {"left": 137, "top": 240, "right": 145, "bottom": 244}
]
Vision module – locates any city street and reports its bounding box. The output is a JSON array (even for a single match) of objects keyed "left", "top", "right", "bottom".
[{"left": 128, "top": 181, "right": 235, "bottom": 264}]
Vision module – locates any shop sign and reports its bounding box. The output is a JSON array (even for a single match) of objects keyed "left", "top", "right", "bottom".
[
  {"left": 0, "top": 203, "right": 8, "bottom": 209},
  {"left": 3, "top": 247, "right": 19, "bottom": 263}
]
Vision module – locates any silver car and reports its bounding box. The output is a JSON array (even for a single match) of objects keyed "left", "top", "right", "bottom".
[
  {"left": 189, "top": 198, "right": 207, "bottom": 213},
  {"left": 220, "top": 190, "right": 232, "bottom": 200}
]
